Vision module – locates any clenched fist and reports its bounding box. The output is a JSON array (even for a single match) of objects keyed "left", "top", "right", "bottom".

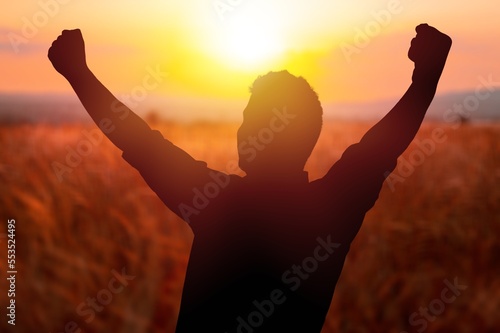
[
  {"left": 48, "top": 29, "right": 88, "bottom": 79},
  {"left": 408, "top": 24, "right": 452, "bottom": 83}
]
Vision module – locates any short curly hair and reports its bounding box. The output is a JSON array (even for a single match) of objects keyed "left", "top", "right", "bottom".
[{"left": 246, "top": 70, "right": 323, "bottom": 167}]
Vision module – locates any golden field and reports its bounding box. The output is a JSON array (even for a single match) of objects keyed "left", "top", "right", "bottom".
[{"left": 0, "top": 120, "right": 499, "bottom": 333}]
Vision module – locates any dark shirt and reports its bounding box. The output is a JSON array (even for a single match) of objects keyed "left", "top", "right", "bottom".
[{"left": 122, "top": 129, "right": 396, "bottom": 332}]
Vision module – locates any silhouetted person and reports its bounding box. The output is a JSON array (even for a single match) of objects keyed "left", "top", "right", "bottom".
[{"left": 48, "top": 24, "right": 451, "bottom": 332}]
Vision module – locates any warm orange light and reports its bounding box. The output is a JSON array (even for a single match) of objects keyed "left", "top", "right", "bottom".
[{"left": 216, "top": 17, "right": 285, "bottom": 70}]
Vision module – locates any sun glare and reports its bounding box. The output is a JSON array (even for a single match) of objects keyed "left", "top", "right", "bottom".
[{"left": 217, "top": 17, "right": 285, "bottom": 70}]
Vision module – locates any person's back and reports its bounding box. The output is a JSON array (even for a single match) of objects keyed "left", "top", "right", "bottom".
[
  {"left": 176, "top": 175, "right": 347, "bottom": 332},
  {"left": 48, "top": 23, "right": 451, "bottom": 332}
]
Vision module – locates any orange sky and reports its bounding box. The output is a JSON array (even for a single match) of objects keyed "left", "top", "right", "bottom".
[{"left": 1, "top": 1, "right": 499, "bottom": 113}]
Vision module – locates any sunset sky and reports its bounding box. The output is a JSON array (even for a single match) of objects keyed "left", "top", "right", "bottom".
[{"left": 1, "top": 1, "right": 499, "bottom": 118}]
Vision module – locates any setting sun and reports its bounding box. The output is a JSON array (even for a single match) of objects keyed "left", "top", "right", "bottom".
[
  {"left": 220, "top": 18, "right": 284, "bottom": 69},
  {"left": 205, "top": 9, "right": 288, "bottom": 72}
]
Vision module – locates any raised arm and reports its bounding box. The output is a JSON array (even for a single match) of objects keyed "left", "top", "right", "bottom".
[
  {"left": 360, "top": 24, "right": 452, "bottom": 159},
  {"left": 48, "top": 29, "right": 150, "bottom": 152}
]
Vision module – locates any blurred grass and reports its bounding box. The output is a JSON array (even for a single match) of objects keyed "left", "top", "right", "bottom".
[{"left": 0, "top": 121, "right": 499, "bottom": 333}]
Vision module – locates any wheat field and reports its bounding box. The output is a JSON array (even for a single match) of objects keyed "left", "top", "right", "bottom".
[{"left": 0, "top": 121, "right": 499, "bottom": 333}]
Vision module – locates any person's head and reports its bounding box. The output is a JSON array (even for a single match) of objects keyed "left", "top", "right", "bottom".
[{"left": 237, "top": 70, "right": 323, "bottom": 176}]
